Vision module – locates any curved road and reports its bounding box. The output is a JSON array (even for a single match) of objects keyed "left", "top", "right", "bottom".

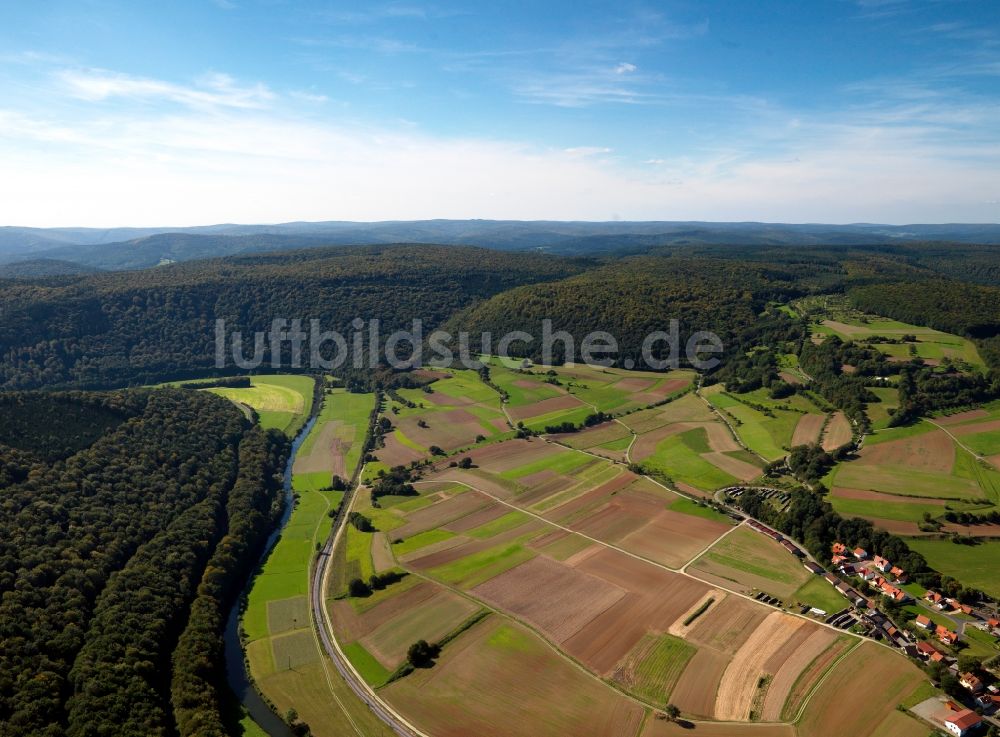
[{"left": 310, "top": 469, "right": 426, "bottom": 737}]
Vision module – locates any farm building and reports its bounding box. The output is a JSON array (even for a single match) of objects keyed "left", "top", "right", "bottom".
[
  {"left": 944, "top": 708, "right": 981, "bottom": 736},
  {"left": 803, "top": 561, "right": 823, "bottom": 574},
  {"left": 780, "top": 539, "right": 804, "bottom": 557}
]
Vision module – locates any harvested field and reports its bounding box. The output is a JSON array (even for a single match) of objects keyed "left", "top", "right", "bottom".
[
  {"left": 618, "top": 510, "right": 732, "bottom": 568},
  {"left": 951, "top": 417, "right": 1000, "bottom": 436},
  {"left": 467, "top": 438, "right": 556, "bottom": 472},
  {"left": 569, "top": 502, "right": 649, "bottom": 545},
  {"left": 701, "top": 451, "right": 761, "bottom": 481},
  {"left": 859, "top": 517, "right": 925, "bottom": 534},
  {"left": 668, "top": 590, "right": 725, "bottom": 638},
  {"left": 390, "top": 490, "right": 492, "bottom": 540},
  {"left": 563, "top": 549, "right": 709, "bottom": 674},
  {"left": 377, "top": 434, "right": 424, "bottom": 467},
  {"left": 822, "top": 411, "right": 852, "bottom": 450},
  {"left": 761, "top": 629, "right": 839, "bottom": 721},
  {"left": 361, "top": 588, "right": 479, "bottom": 667},
  {"left": 714, "top": 611, "right": 808, "bottom": 720},
  {"left": 686, "top": 594, "right": 769, "bottom": 653},
  {"left": 936, "top": 409, "right": 989, "bottom": 425},
  {"left": 779, "top": 371, "right": 803, "bottom": 385},
  {"left": 506, "top": 394, "right": 586, "bottom": 422},
  {"left": 615, "top": 377, "right": 656, "bottom": 392},
  {"left": 779, "top": 635, "right": 854, "bottom": 721},
  {"left": 557, "top": 420, "right": 632, "bottom": 450},
  {"left": 623, "top": 394, "right": 715, "bottom": 434},
  {"left": 941, "top": 521, "right": 1000, "bottom": 536},
  {"left": 441, "top": 502, "right": 507, "bottom": 532},
  {"left": 859, "top": 429, "right": 954, "bottom": 473},
  {"left": 423, "top": 390, "right": 472, "bottom": 406},
  {"left": 531, "top": 530, "right": 594, "bottom": 561},
  {"left": 669, "top": 647, "right": 728, "bottom": 718},
  {"left": 293, "top": 420, "right": 348, "bottom": 477},
  {"left": 382, "top": 617, "right": 645, "bottom": 737},
  {"left": 397, "top": 408, "right": 490, "bottom": 451},
  {"left": 795, "top": 642, "right": 927, "bottom": 737},
  {"left": 831, "top": 486, "right": 946, "bottom": 504},
  {"left": 642, "top": 721, "right": 793, "bottom": 737},
  {"left": 542, "top": 472, "right": 641, "bottom": 523},
  {"left": 329, "top": 580, "right": 437, "bottom": 642},
  {"left": 370, "top": 532, "right": 396, "bottom": 572},
  {"left": 472, "top": 556, "right": 626, "bottom": 642},
  {"left": 791, "top": 413, "right": 825, "bottom": 446}
]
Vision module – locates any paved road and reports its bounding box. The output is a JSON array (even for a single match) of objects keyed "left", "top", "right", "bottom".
[{"left": 310, "top": 470, "right": 427, "bottom": 737}]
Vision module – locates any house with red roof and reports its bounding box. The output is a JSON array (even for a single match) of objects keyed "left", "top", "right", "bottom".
[
  {"left": 916, "top": 640, "right": 944, "bottom": 659},
  {"left": 936, "top": 624, "right": 959, "bottom": 645},
  {"left": 878, "top": 579, "right": 908, "bottom": 602},
  {"left": 944, "top": 708, "right": 981, "bottom": 736},
  {"left": 831, "top": 554, "right": 847, "bottom": 565},
  {"left": 832, "top": 542, "right": 846, "bottom": 555},
  {"left": 853, "top": 547, "right": 868, "bottom": 559},
  {"left": 889, "top": 565, "right": 907, "bottom": 582},
  {"left": 960, "top": 672, "right": 985, "bottom": 693},
  {"left": 915, "top": 614, "right": 932, "bottom": 629},
  {"left": 873, "top": 555, "right": 891, "bottom": 572}
]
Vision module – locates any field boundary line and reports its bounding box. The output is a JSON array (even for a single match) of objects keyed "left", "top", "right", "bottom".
[
  {"left": 419, "top": 475, "right": 867, "bottom": 647},
  {"left": 679, "top": 520, "right": 745, "bottom": 574},
  {"left": 789, "top": 637, "right": 863, "bottom": 725},
  {"left": 926, "top": 417, "right": 998, "bottom": 470}
]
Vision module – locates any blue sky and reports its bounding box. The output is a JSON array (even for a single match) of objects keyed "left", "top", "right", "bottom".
[{"left": 1, "top": 0, "right": 998, "bottom": 226}]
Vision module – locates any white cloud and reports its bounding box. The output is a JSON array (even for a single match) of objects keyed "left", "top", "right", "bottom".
[
  {"left": 59, "top": 69, "right": 274, "bottom": 109},
  {"left": 615, "top": 62, "right": 637, "bottom": 74},
  {"left": 564, "top": 146, "right": 612, "bottom": 157},
  {"left": 1, "top": 67, "right": 999, "bottom": 226}
]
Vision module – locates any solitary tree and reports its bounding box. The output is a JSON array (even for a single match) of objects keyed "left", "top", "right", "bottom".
[{"left": 664, "top": 704, "right": 680, "bottom": 722}]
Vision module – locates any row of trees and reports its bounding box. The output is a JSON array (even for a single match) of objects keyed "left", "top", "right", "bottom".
[
  {"left": 170, "top": 426, "right": 288, "bottom": 737},
  {"left": 734, "top": 488, "right": 983, "bottom": 603}
]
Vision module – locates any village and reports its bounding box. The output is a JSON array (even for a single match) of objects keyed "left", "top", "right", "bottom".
[{"left": 724, "top": 486, "right": 1000, "bottom": 736}]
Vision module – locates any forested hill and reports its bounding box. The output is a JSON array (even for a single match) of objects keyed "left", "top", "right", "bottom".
[
  {"left": 445, "top": 255, "right": 811, "bottom": 368},
  {"left": 0, "top": 389, "right": 289, "bottom": 737},
  {"left": 0, "top": 244, "right": 585, "bottom": 389},
  {"left": 4, "top": 240, "right": 1000, "bottom": 390}
]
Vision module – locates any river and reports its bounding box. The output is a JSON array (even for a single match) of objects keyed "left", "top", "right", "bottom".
[{"left": 223, "top": 415, "right": 318, "bottom": 737}]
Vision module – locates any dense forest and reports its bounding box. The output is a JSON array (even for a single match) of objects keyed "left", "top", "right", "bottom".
[
  {"left": 0, "top": 390, "right": 288, "bottom": 737},
  {"left": 0, "top": 244, "right": 584, "bottom": 389}
]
